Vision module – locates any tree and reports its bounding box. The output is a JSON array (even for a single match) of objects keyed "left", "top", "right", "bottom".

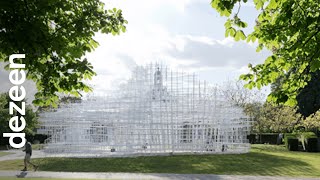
[
  {"left": 296, "top": 71, "right": 320, "bottom": 117},
  {"left": 244, "top": 102, "right": 301, "bottom": 133},
  {"left": 243, "top": 102, "right": 263, "bottom": 133},
  {"left": 219, "top": 80, "right": 266, "bottom": 134},
  {"left": 245, "top": 102, "right": 320, "bottom": 134},
  {"left": 219, "top": 80, "right": 265, "bottom": 107},
  {"left": 211, "top": 0, "right": 320, "bottom": 108},
  {"left": 259, "top": 103, "right": 301, "bottom": 133},
  {"left": 0, "top": 93, "right": 39, "bottom": 136},
  {"left": 0, "top": 0, "right": 127, "bottom": 107},
  {"left": 271, "top": 69, "right": 320, "bottom": 117},
  {"left": 37, "top": 95, "right": 82, "bottom": 112},
  {"left": 301, "top": 110, "right": 320, "bottom": 131}
]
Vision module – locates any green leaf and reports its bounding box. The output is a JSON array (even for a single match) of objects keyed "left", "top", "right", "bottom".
[
  {"left": 121, "top": 26, "right": 126, "bottom": 33},
  {"left": 235, "top": 30, "right": 246, "bottom": 41},
  {"left": 257, "top": 81, "right": 262, "bottom": 89},
  {"left": 224, "top": 19, "right": 232, "bottom": 28},
  {"left": 268, "top": 0, "right": 278, "bottom": 9},
  {"left": 244, "top": 81, "right": 255, "bottom": 89},
  {"left": 310, "top": 60, "right": 320, "bottom": 72},
  {"left": 239, "top": 30, "right": 246, "bottom": 40},
  {"left": 225, "top": 29, "right": 230, "bottom": 37},
  {"left": 256, "top": 44, "right": 263, "bottom": 52},
  {"left": 254, "top": 0, "right": 265, "bottom": 10},
  {"left": 229, "top": 27, "right": 236, "bottom": 37},
  {"left": 284, "top": 97, "right": 297, "bottom": 106}
]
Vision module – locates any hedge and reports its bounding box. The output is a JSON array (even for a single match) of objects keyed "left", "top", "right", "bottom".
[
  {"left": 284, "top": 133, "right": 297, "bottom": 147},
  {"left": 287, "top": 138, "right": 299, "bottom": 151},
  {"left": 247, "top": 133, "right": 280, "bottom": 144},
  {"left": 306, "top": 138, "right": 318, "bottom": 152},
  {"left": 284, "top": 132, "right": 318, "bottom": 152}
]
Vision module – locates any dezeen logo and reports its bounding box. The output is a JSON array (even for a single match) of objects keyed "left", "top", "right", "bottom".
[{"left": 3, "top": 54, "right": 27, "bottom": 148}]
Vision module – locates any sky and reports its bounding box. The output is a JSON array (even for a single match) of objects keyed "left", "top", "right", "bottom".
[
  {"left": 86, "top": 0, "right": 270, "bottom": 93},
  {"left": 0, "top": 0, "right": 270, "bottom": 102}
]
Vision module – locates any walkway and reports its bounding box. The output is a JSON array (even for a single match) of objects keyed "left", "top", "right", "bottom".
[{"left": 0, "top": 150, "right": 45, "bottom": 161}]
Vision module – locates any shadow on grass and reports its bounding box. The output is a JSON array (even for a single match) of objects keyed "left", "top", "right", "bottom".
[
  {"left": 32, "top": 151, "right": 319, "bottom": 177},
  {"left": 16, "top": 171, "right": 28, "bottom": 178}
]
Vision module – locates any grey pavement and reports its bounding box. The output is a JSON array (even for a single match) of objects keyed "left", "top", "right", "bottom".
[
  {"left": 0, "top": 171, "right": 319, "bottom": 180},
  {"left": 0, "top": 150, "right": 45, "bottom": 161}
]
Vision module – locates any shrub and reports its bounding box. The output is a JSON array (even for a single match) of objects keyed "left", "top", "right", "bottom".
[
  {"left": 287, "top": 138, "right": 299, "bottom": 151},
  {"left": 247, "top": 134, "right": 256, "bottom": 144},
  {"left": 298, "top": 132, "right": 317, "bottom": 151},
  {"left": 260, "top": 133, "right": 279, "bottom": 144},
  {"left": 32, "top": 134, "right": 48, "bottom": 143},
  {"left": 284, "top": 133, "right": 297, "bottom": 147},
  {"left": 300, "top": 132, "right": 317, "bottom": 139},
  {"left": 284, "top": 132, "right": 318, "bottom": 151},
  {"left": 306, "top": 138, "right": 319, "bottom": 152},
  {"left": 248, "top": 133, "right": 279, "bottom": 144}
]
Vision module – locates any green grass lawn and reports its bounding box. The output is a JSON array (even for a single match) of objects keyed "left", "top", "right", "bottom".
[
  {"left": 0, "top": 144, "right": 319, "bottom": 177},
  {"left": 0, "top": 151, "right": 12, "bottom": 157}
]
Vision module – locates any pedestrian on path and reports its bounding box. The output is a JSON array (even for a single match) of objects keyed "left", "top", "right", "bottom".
[{"left": 22, "top": 141, "right": 38, "bottom": 171}]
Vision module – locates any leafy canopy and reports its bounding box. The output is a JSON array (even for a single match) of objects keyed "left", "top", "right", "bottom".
[
  {"left": 211, "top": 0, "right": 320, "bottom": 106},
  {"left": 244, "top": 102, "right": 320, "bottom": 133},
  {"left": 0, "top": 0, "right": 127, "bottom": 107}
]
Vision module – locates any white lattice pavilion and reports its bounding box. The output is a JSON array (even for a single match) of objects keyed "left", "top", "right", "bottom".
[{"left": 38, "top": 64, "right": 251, "bottom": 157}]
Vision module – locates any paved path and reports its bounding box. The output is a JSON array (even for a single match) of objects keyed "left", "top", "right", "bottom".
[
  {"left": 0, "top": 171, "right": 319, "bottom": 180},
  {"left": 0, "top": 150, "right": 45, "bottom": 161}
]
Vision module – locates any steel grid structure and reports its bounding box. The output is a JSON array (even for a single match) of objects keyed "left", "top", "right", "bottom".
[{"left": 38, "top": 64, "right": 251, "bottom": 157}]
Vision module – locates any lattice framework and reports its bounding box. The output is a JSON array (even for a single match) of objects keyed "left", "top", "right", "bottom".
[{"left": 38, "top": 64, "right": 251, "bottom": 156}]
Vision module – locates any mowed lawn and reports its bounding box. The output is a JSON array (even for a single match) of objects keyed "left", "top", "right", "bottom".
[{"left": 0, "top": 144, "right": 319, "bottom": 177}]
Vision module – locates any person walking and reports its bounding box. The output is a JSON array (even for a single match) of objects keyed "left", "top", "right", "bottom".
[{"left": 22, "top": 141, "right": 38, "bottom": 171}]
